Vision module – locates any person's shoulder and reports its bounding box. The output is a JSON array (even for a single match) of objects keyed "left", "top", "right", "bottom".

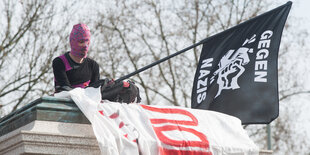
[
  {"left": 52, "top": 53, "right": 68, "bottom": 67},
  {"left": 52, "top": 56, "right": 62, "bottom": 64},
  {"left": 52, "top": 57, "right": 65, "bottom": 70},
  {"left": 86, "top": 57, "right": 99, "bottom": 65}
]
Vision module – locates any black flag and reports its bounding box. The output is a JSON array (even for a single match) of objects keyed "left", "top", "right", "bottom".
[{"left": 191, "top": 2, "right": 292, "bottom": 124}]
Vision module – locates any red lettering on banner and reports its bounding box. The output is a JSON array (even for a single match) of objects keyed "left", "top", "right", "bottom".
[
  {"left": 109, "top": 112, "right": 119, "bottom": 119},
  {"left": 154, "top": 125, "right": 209, "bottom": 148},
  {"left": 141, "top": 105, "right": 211, "bottom": 154},
  {"left": 98, "top": 110, "right": 104, "bottom": 116},
  {"left": 140, "top": 104, "right": 198, "bottom": 126},
  {"left": 159, "top": 147, "right": 212, "bottom": 155},
  {"left": 119, "top": 122, "right": 124, "bottom": 128}
]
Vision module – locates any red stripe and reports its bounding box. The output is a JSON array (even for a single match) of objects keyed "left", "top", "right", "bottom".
[
  {"left": 109, "top": 112, "right": 119, "bottom": 119},
  {"left": 119, "top": 122, "right": 124, "bottom": 128},
  {"left": 98, "top": 110, "right": 104, "bottom": 116},
  {"left": 159, "top": 147, "right": 212, "bottom": 155},
  {"left": 140, "top": 105, "right": 198, "bottom": 126},
  {"left": 153, "top": 125, "right": 209, "bottom": 148},
  {"left": 59, "top": 54, "right": 72, "bottom": 71}
]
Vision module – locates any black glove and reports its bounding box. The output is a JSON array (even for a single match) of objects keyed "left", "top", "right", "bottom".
[
  {"left": 55, "top": 85, "right": 73, "bottom": 93},
  {"left": 88, "top": 78, "right": 114, "bottom": 88}
]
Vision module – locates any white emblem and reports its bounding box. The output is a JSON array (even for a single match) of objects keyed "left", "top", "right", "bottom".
[{"left": 211, "top": 35, "right": 256, "bottom": 98}]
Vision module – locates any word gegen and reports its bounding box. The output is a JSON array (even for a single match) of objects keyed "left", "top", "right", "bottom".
[{"left": 254, "top": 30, "right": 273, "bottom": 82}]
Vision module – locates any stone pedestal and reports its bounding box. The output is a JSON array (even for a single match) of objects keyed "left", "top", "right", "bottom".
[
  {"left": 0, "top": 120, "right": 100, "bottom": 155},
  {"left": 0, "top": 96, "right": 99, "bottom": 155}
]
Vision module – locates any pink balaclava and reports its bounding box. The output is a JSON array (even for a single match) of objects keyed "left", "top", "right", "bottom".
[{"left": 70, "top": 23, "right": 91, "bottom": 58}]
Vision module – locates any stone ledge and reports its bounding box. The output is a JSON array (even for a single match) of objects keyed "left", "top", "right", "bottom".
[
  {"left": 259, "top": 150, "right": 273, "bottom": 155},
  {"left": 0, "top": 120, "right": 100, "bottom": 155},
  {"left": 0, "top": 96, "right": 90, "bottom": 137}
]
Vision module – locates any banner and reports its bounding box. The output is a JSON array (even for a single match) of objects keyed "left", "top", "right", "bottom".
[
  {"left": 191, "top": 2, "right": 292, "bottom": 124},
  {"left": 55, "top": 87, "right": 258, "bottom": 155}
]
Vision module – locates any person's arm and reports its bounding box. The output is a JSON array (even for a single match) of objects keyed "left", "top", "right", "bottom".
[
  {"left": 90, "top": 61, "right": 100, "bottom": 84},
  {"left": 52, "top": 58, "right": 73, "bottom": 92}
]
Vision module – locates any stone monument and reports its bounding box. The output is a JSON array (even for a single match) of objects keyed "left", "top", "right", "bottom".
[{"left": 0, "top": 96, "right": 100, "bottom": 155}]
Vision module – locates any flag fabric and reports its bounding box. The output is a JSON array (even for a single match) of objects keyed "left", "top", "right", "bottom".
[
  {"left": 55, "top": 87, "right": 258, "bottom": 155},
  {"left": 191, "top": 2, "right": 292, "bottom": 124}
]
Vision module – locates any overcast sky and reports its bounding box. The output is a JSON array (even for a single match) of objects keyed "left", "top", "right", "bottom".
[
  {"left": 292, "top": 0, "right": 310, "bottom": 20},
  {"left": 280, "top": 0, "right": 310, "bottom": 149}
]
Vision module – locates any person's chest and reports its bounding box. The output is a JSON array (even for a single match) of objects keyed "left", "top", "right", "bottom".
[{"left": 66, "top": 63, "right": 92, "bottom": 83}]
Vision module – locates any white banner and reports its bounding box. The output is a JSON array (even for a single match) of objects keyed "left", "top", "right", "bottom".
[{"left": 55, "top": 87, "right": 258, "bottom": 155}]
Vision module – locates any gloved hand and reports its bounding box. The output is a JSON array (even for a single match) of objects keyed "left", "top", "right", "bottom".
[
  {"left": 55, "top": 85, "right": 73, "bottom": 93},
  {"left": 101, "top": 80, "right": 141, "bottom": 103},
  {"left": 88, "top": 78, "right": 114, "bottom": 88}
]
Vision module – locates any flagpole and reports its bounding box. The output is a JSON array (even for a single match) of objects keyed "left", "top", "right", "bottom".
[
  {"left": 115, "top": 2, "right": 293, "bottom": 83},
  {"left": 267, "top": 124, "right": 272, "bottom": 150},
  {"left": 115, "top": 39, "right": 207, "bottom": 83}
]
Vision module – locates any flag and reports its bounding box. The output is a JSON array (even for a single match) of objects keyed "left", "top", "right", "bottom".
[{"left": 191, "top": 2, "right": 292, "bottom": 124}]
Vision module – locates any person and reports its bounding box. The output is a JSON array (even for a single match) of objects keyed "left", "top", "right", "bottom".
[
  {"left": 53, "top": 23, "right": 141, "bottom": 103},
  {"left": 52, "top": 23, "right": 100, "bottom": 93}
]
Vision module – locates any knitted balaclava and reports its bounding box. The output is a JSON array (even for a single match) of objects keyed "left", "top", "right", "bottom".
[{"left": 70, "top": 23, "right": 91, "bottom": 58}]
